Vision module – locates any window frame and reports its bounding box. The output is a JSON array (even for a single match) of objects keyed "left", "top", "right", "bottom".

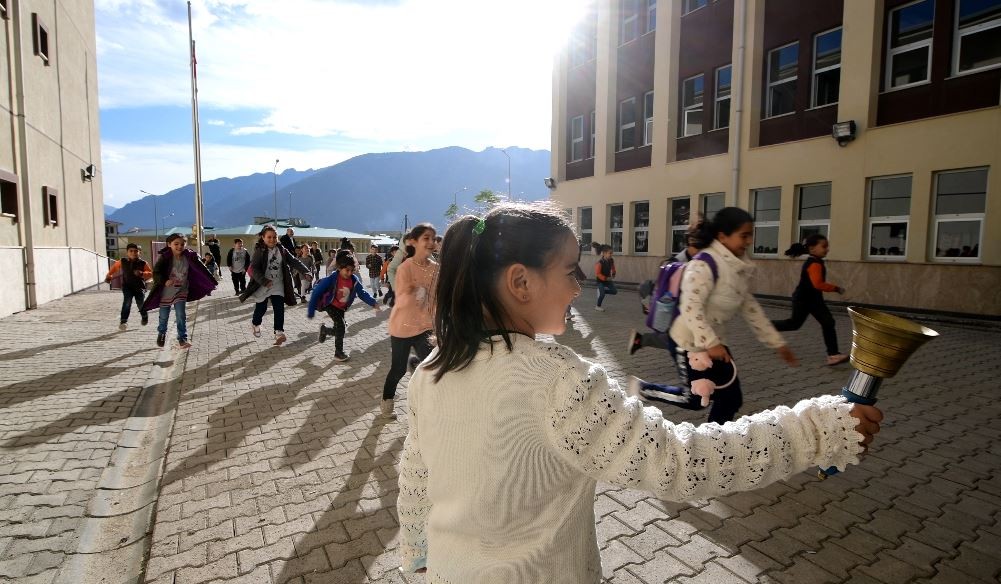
[
  {"left": 632, "top": 201, "right": 650, "bottom": 254},
  {"left": 669, "top": 197, "right": 692, "bottom": 254},
  {"left": 931, "top": 167, "right": 988, "bottom": 263},
  {"left": 701, "top": 192, "right": 725, "bottom": 220},
  {"left": 32, "top": 13, "right": 52, "bottom": 66},
  {"left": 680, "top": 73, "right": 704, "bottom": 137},
  {"left": 43, "top": 186, "right": 59, "bottom": 227},
  {"left": 589, "top": 110, "right": 596, "bottom": 159},
  {"left": 618, "top": 97, "right": 637, "bottom": 152},
  {"left": 619, "top": 0, "right": 639, "bottom": 46},
  {"left": 682, "top": 0, "right": 708, "bottom": 17},
  {"left": 812, "top": 27, "right": 842, "bottom": 108},
  {"left": 714, "top": 65, "right": 732, "bottom": 130},
  {"left": 0, "top": 169, "right": 17, "bottom": 220},
  {"left": 796, "top": 182, "right": 832, "bottom": 243},
  {"left": 866, "top": 174, "right": 912, "bottom": 261},
  {"left": 751, "top": 187, "right": 781, "bottom": 257},
  {"left": 609, "top": 204, "right": 624, "bottom": 253},
  {"left": 885, "top": 0, "right": 935, "bottom": 91},
  {"left": 645, "top": 0, "right": 657, "bottom": 34},
  {"left": 643, "top": 90, "right": 655, "bottom": 146},
  {"left": 579, "top": 206, "right": 593, "bottom": 250},
  {"left": 951, "top": 0, "right": 1001, "bottom": 76},
  {"left": 766, "top": 41, "right": 799, "bottom": 118},
  {"left": 569, "top": 115, "right": 585, "bottom": 162}
]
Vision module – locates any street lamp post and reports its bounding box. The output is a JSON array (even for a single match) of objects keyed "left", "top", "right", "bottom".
[
  {"left": 452, "top": 186, "right": 468, "bottom": 207},
  {"left": 161, "top": 212, "right": 174, "bottom": 235},
  {"left": 288, "top": 191, "right": 293, "bottom": 225},
  {"left": 273, "top": 159, "right": 279, "bottom": 224},
  {"left": 500, "top": 148, "right": 511, "bottom": 198},
  {"left": 140, "top": 189, "right": 157, "bottom": 240}
]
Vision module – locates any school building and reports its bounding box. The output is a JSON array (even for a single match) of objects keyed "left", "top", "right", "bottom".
[
  {"left": 0, "top": 1, "right": 107, "bottom": 318},
  {"left": 550, "top": 0, "right": 1001, "bottom": 316}
]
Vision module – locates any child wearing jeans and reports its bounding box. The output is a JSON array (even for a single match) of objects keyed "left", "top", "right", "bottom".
[
  {"left": 142, "top": 233, "right": 217, "bottom": 348},
  {"left": 397, "top": 202, "right": 882, "bottom": 582},
  {"left": 105, "top": 242, "right": 152, "bottom": 331},
  {"left": 306, "top": 250, "right": 380, "bottom": 361},
  {"left": 591, "top": 242, "right": 616, "bottom": 311},
  {"left": 239, "top": 225, "right": 310, "bottom": 346}
]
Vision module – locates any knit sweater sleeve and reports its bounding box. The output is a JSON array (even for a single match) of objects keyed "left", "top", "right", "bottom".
[
  {"left": 740, "top": 296, "right": 787, "bottom": 350},
  {"left": 542, "top": 353, "right": 863, "bottom": 501},
  {"left": 398, "top": 391, "right": 429, "bottom": 573}
]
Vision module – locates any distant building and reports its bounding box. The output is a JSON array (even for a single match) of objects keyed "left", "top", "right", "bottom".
[
  {"left": 105, "top": 220, "right": 122, "bottom": 259},
  {"left": 551, "top": 0, "right": 1001, "bottom": 316},
  {"left": 0, "top": 1, "right": 106, "bottom": 318}
]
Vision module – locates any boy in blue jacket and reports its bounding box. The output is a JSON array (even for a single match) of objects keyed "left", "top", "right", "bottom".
[{"left": 307, "top": 251, "right": 380, "bottom": 361}]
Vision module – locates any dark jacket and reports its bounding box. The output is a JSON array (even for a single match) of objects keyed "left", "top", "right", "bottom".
[
  {"left": 142, "top": 248, "right": 217, "bottom": 310},
  {"left": 307, "top": 273, "right": 376, "bottom": 318},
  {"left": 226, "top": 248, "right": 251, "bottom": 268},
  {"left": 117, "top": 257, "right": 151, "bottom": 290},
  {"left": 279, "top": 233, "right": 297, "bottom": 254},
  {"left": 364, "top": 253, "right": 384, "bottom": 278},
  {"left": 239, "top": 242, "right": 310, "bottom": 306},
  {"left": 207, "top": 240, "right": 222, "bottom": 261}
]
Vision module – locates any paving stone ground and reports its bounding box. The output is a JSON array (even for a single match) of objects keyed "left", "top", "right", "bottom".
[{"left": 1, "top": 277, "right": 1000, "bottom": 583}]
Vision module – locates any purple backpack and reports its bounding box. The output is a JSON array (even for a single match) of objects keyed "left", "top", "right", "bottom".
[{"left": 645, "top": 252, "right": 718, "bottom": 333}]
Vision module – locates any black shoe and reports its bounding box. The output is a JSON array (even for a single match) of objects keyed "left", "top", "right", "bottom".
[
  {"left": 334, "top": 352, "right": 349, "bottom": 362},
  {"left": 627, "top": 329, "right": 642, "bottom": 356},
  {"left": 141, "top": 313, "right": 149, "bottom": 326},
  {"left": 156, "top": 333, "right": 166, "bottom": 347},
  {"left": 318, "top": 325, "right": 328, "bottom": 343},
  {"left": 408, "top": 355, "right": 420, "bottom": 374}
]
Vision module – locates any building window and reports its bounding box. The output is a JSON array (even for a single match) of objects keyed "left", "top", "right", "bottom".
[
  {"left": 714, "top": 65, "right": 731, "bottom": 129},
  {"left": 813, "top": 27, "right": 842, "bottom": 107},
  {"left": 570, "top": 115, "right": 585, "bottom": 162},
  {"left": 633, "top": 202, "right": 650, "bottom": 253},
  {"left": 953, "top": 0, "right": 1001, "bottom": 75},
  {"left": 680, "top": 74, "right": 704, "bottom": 137},
  {"left": 766, "top": 42, "right": 798, "bottom": 118},
  {"left": 570, "top": 10, "right": 598, "bottom": 68},
  {"left": 702, "top": 192, "right": 724, "bottom": 220},
  {"left": 579, "top": 207, "right": 593, "bottom": 249},
  {"left": 618, "top": 97, "right": 637, "bottom": 151},
  {"left": 868, "top": 175, "right": 911, "bottom": 259},
  {"left": 643, "top": 90, "right": 655, "bottom": 146},
  {"left": 752, "top": 188, "right": 781, "bottom": 256},
  {"left": 620, "top": 0, "right": 639, "bottom": 45},
  {"left": 32, "top": 13, "right": 51, "bottom": 66},
  {"left": 669, "top": 197, "right": 691, "bottom": 254},
  {"left": 0, "top": 172, "right": 17, "bottom": 219},
  {"left": 645, "top": 0, "right": 657, "bottom": 34},
  {"left": 796, "top": 183, "right": 831, "bottom": 242},
  {"left": 683, "top": 0, "right": 707, "bottom": 16},
  {"left": 589, "top": 110, "right": 596, "bottom": 159},
  {"left": 886, "top": 0, "right": 934, "bottom": 90},
  {"left": 43, "top": 186, "right": 58, "bottom": 226},
  {"left": 933, "top": 168, "right": 987, "bottom": 260},
  {"left": 609, "top": 204, "right": 624, "bottom": 252}
]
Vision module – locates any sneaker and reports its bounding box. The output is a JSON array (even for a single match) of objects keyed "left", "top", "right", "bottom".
[
  {"left": 826, "top": 354, "right": 849, "bottom": 366},
  {"left": 156, "top": 333, "right": 166, "bottom": 348},
  {"left": 118, "top": 322, "right": 127, "bottom": 332},
  {"left": 140, "top": 313, "right": 149, "bottom": 326},
  {"left": 318, "top": 325, "right": 328, "bottom": 344},
  {"left": 626, "top": 376, "right": 643, "bottom": 400},
  {"left": 274, "top": 332, "right": 287, "bottom": 346},
  {"left": 594, "top": 306, "right": 605, "bottom": 312},
  {"left": 251, "top": 324, "right": 261, "bottom": 338},
  {"left": 178, "top": 340, "right": 192, "bottom": 349},
  {"left": 334, "top": 352, "right": 350, "bottom": 362},
  {"left": 627, "top": 329, "right": 642, "bottom": 356},
  {"left": 407, "top": 355, "right": 421, "bottom": 374},
  {"left": 380, "top": 399, "right": 398, "bottom": 420}
]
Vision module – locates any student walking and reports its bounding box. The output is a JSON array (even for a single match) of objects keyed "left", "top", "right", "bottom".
[
  {"left": 295, "top": 244, "right": 315, "bottom": 301},
  {"left": 142, "top": 233, "right": 217, "bottom": 349},
  {"left": 365, "top": 245, "right": 384, "bottom": 298},
  {"left": 105, "top": 243, "right": 152, "bottom": 331},
  {"left": 309, "top": 241, "right": 323, "bottom": 281},
  {"left": 206, "top": 237, "right": 223, "bottom": 276},
  {"left": 325, "top": 248, "right": 337, "bottom": 277},
  {"left": 307, "top": 250, "right": 381, "bottom": 361},
  {"left": 226, "top": 238, "right": 251, "bottom": 295},
  {"left": 202, "top": 253, "right": 219, "bottom": 279},
  {"left": 626, "top": 207, "right": 799, "bottom": 424},
  {"left": 382, "top": 224, "right": 437, "bottom": 420},
  {"left": 239, "top": 225, "right": 310, "bottom": 346},
  {"left": 397, "top": 202, "right": 882, "bottom": 582},
  {"left": 592, "top": 242, "right": 616, "bottom": 311},
  {"left": 771, "top": 234, "right": 849, "bottom": 365},
  {"left": 381, "top": 245, "right": 398, "bottom": 306}
]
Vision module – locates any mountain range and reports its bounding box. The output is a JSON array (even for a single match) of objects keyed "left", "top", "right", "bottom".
[{"left": 107, "top": 147, "right": 552, "bottom": 233}]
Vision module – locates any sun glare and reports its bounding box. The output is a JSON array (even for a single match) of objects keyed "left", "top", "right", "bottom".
[{"left": 535, "top": 0, "right": 591, "bottom": 57}]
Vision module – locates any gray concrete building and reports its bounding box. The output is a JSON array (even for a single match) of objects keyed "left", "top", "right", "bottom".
[{"left": 0, "top": 0, "right": 106, "bottom": 318}]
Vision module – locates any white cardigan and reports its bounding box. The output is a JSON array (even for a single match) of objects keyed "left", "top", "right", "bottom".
[{"left": 397, "top": 336, "right": 862, "bottom": 583}]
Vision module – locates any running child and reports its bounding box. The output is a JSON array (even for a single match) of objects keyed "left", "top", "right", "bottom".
[
  {"left": 365, "top": 245, "right": 384, "bottom": 298},
  {"left": 397, "top": 202, "right": 882, "bottom": 582},
  {"left": 307, "top": 250, "right": 381, "bottom": 362},
  {"left": 202, "top": 253, "right": 218, "bottom": 279},
  {"left": 380, "top": 245, "right": 398, "bottom": 306},
  {"left": 239, "top": 225, "right": 310, "bottom": 346},
  {"left": 296, "top": 244, "right": 315, "bottom": 300},
  {"left": 771, "top": 234, "right": 849, "bottom": 365},
  {"left": 105, "top": 242, "right": 152, "bottom": 331},
  {"left": 226, "top": 238, "right": 251, "bottom": 295},
  {"left": 142, "top": 233, "right": 217, "bottom": 348},
  {"left": 591, "top": 241, "right": 616, "bottom": 311}
]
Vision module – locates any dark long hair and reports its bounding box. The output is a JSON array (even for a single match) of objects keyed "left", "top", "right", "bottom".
[
  {"left": 690, "top": 206, "right": 754, "bottom": 249},
  {"left": 784, "top": 233, "right": 827, "bottom": 257},
  {"left": 405, "top": 223, "right": 436, "bottom": 258},
  {"left": 426, "top": 202, "right": 576, "bottom": 382}
]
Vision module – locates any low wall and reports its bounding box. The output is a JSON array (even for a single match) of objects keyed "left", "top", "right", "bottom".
[
  {"left": 1, "top": 247, "right": 110, "bottom": 317},
  {"left": 0, "top": 247, "right": 27, "bottom": 318}
]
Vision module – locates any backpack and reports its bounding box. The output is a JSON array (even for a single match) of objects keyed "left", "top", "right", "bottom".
[{"left": 644, "top": 252, "right": 718, "bottom": 333}]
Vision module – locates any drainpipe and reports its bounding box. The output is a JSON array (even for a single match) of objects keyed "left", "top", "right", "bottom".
[
  {"left": 7, "top": 3, "right": 37, "bottom": 309},
  {"left": 730, "top": 0, "right": 748, "bottom": 206}
]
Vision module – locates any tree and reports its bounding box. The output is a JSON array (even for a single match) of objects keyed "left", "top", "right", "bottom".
[
  {"left": 444, "top": 202, "right": 459, "bottom": 221},
  {"left": 473, "top": 189, "right": 501, "bottom": 210}
]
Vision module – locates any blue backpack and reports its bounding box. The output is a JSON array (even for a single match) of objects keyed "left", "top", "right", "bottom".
[{"left": 645, "top": 252, "right": 718, "bottom": 333}]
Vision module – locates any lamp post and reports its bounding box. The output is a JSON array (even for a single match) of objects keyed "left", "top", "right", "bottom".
[
  {"left": 161, "top": 212, "right": 174, "bottom": 235},
  {"left": 288, "top": 191, "right": 293, "bottom": 225},
  {"left": 273, "top": 159, "right": 279, "bottom": 223},
  {"left": 140, "top": 189, "right": 156, "bottom": 240},
  {"left": 500, "top": 148, "right": 511, "bottom": 198},
  {"left": 452, "top": 186, "right": 468, "bottom": 207}
]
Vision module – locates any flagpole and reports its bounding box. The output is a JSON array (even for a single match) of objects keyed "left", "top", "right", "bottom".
[{"left": 187, "top": 1, "right": 205, "bottom": 251}]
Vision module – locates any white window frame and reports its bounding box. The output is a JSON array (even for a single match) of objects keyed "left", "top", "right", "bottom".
[
  {"left": 681, "top": 74, "right": 704, "bottom": 137},
  {"left": 589, "top": 110, "right": 596, "bottom": 159},
  {"left": 751, "top": 188, "right": 781, "bottom": 257},
  {"left": 766, "top": 41, "right": 799, "bottom": 118},
  {"left": 682, "top": 0, "right": 707, "bottom": 17},
  {"left": 632, "top": 201, "right": 650, "bottom": 254},
  {"left": 619, "top": 0, "right": 639, "bottom": 46},
  {"left": 867, "top": 174, "right": 912, "bottom": 261},
  {"left": 618, "top": 97, "right": 637, "bottom": 152},
  {"left": 609, "top": 204, "right": 624, "bottom": 253},
  {"left": 952, "top": 0, "right": 1001, "bottom": 76},
  {"left": 669, "top": 197, "right": 692, "bottom": 254},
  {"left": 701, "top": 192, "right": 724, "bottom": 220},
  {"left": 643, "top": 90, "right": 655, "bottom": 146},
  {"left": 931, "top": 167, "right": 987, "bottom": 263},
  {"left": 885, "top": 0, "right": 934, "bottom": 91},
  {"left": 714, "top": 65, "right": 731, "bottom": 130},
  {"left": 812, "top": 27, "right": 842, "bottom": 108},
  {"left": 645, "top": 0, "right": 657, "bottom": 34},
  {"left": 569, "top": 115, "right": 585, "bottom": 162},
  {"left": 579, "top": 206, "right": 593, "bottom": 249},
  {"left": 796, "top": 182, "right": 832, "bottom": 243}
]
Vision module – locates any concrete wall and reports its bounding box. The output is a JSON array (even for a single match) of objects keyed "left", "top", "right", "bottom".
[{"left": 0, "top": 247, "right": 27, "bottom": 317}]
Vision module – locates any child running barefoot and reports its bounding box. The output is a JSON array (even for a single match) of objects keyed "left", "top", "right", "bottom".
[
  {"left": 591, "top": 242, "right": 616, "bottom": 311},
  {"left": 397, "top": 202, "right": 882, "bottom": 582},
  {"left": 239, "top": 225, "right": 310, "bottom": 346},
  {"left": 771, "top": 234, "right": 849, "bottom": 366},
  {"left": 143, "top": 234, "right": 217, "bottom": 349},
  {"left": 105, "top": 243, "right": 152, "bottom": 331},
  {"left": 306, "top": 250, "right": 380, "bottom": 362}
]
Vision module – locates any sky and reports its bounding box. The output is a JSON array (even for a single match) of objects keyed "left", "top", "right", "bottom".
[{"left": 96, "top": 0, "right": 584, "bottom": 208}]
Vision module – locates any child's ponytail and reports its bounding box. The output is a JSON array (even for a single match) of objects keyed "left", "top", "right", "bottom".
[{"left": 691, "top": 206, "right": 754, "bottom": 249}]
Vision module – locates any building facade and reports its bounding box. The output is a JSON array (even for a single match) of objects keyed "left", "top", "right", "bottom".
[
  {"left": 105, "top": 219, "right": 120, "bottom": 258},
  {"left": 0, "top": 0, "right": 106, "bottom": 318},
  {"left": 552, "top": 0, "right": 1001, "bottom": 316}
]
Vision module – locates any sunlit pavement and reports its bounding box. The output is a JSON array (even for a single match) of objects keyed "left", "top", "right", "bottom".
[{"left": 1, "top": 278, "right": 1000, "bottom": 583}]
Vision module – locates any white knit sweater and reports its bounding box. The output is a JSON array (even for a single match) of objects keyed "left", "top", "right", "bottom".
[{"left": 397, "top": 336, "right": 862, "bottom": 583}]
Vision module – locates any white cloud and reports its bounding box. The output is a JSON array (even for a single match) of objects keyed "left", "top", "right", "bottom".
[{"left": 206, "top": 119, "right": 227, "bottom": 126}]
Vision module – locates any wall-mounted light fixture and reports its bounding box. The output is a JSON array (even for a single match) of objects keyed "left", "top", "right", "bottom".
[
  {"left": 543, "top": 177, "right": 556, "bottom": 190},
  {"left": 832, "top": 121, "right": 856, "bottom": 147},
  {"left": 81, "top": 164, "right": 96, "bottom": 181}
]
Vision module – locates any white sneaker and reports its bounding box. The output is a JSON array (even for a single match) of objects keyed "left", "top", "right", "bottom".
[
  {"left": 273, "top": 332, "right": 287, "bottom": 346},
  {"left": 626, "top": 376, "right": 643, "bottom": 400},
  {"left": 118, "top": 323, "right": 127, "bottom": 332},
  {"left": 594, "top": 306, "right": 605, "bottom": 312},
  {"left": 380, "top": 399, "right": 398, "bottom": 420}
]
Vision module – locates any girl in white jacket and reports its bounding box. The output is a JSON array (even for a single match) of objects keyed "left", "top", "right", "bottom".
[{"left": 397, "top": 202, "right": 881, "bottom": 584}]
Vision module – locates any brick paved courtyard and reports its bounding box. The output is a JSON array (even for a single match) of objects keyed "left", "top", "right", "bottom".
[{"left": 1, "top": 280, "right": 1000, "bottom": 583}]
